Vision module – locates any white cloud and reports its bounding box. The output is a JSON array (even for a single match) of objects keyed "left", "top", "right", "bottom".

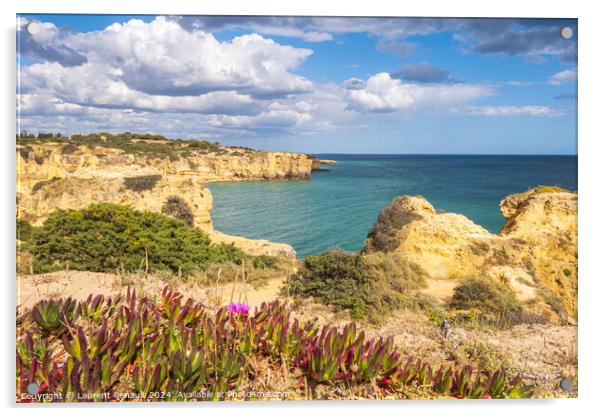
[
  {"left": 61, "top": 17, "right": 314, "bottom": 98},
  {"left": 549, "top": 69, "right": 577, "bottom": 85},
  {"left": 344, "top": 73, "right": 493, "bottom": 113},
  {"left": 18, "top": 17, "right": 326, "bottom": 137},
  {"left": 17, "top": 16, "right": 568, "bottom": 139},
  {"left": 462, "top": 105, "right": 564, "bottom": 116},
  {"left": 19, "top": 17, "right": 316, "bottom": 109}
]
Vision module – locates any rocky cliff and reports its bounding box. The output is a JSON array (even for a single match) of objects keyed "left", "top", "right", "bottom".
[
  {"left": 16, "top": 140, "right": 309, "bottom": 258},
  {"left": 17, "top": 141, "right": 313, "bottom": 185},
  {"left": 363, "top": 186, "right": 577, "bottom": 317}
]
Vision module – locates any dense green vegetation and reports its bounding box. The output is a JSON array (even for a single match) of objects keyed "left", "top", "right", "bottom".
[
  {"left": 16, "top": 219, "right": 34, "bottom": 243},
  {"left": 285, "top": 250, "right": 426, "bottom": 321},
  {"left": 18, "top": 204, "right": 246, "bottom": 276}
]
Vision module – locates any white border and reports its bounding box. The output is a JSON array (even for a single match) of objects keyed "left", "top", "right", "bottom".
[{"left": 2, "top": 1, "right": 601, "bottom": 415}]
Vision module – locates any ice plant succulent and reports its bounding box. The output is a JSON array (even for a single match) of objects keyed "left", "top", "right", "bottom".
[{"left": 16, "top": 288, "right": 534, "bottom": 402}]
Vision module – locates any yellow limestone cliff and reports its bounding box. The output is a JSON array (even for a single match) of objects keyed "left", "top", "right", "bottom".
[
  {"left": 363, "top": 187, "right": 577, "bottom": 316},
  {"left": 17, "top": 141, "right": 312, "bottom": 259}
]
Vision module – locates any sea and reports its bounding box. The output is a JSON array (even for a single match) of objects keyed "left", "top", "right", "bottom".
[{"left": 207, "top": 155, "right": 578, "bottom": 259}]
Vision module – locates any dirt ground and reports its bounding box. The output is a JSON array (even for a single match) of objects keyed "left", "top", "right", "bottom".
[{"left": 17, "top": 270, "right": 578, "bottom": 397}]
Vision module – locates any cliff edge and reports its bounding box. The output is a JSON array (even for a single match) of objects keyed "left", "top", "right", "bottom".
[
  {"left": 16, "top": 138, "right": 310, "bottom": 258},
  {"left": 363, "top": 186, "right": 577, "bottom": 317}
]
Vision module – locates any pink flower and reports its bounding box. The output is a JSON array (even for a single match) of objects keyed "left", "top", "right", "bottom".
[{"left": 226, "top": 302, "right": 250, "bottom": 315}]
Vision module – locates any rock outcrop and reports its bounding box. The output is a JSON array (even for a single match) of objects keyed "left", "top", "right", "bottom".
[
  {"left": 310, "top": 157, "right": 337, "bottom": 171},
  {"left": 320, "top": 159, "right": 337, "bottom": 165},
  {"left": 363, "top": 187, "right": 577, "bottom": 317},
  {"left": 16, "top": 141, "right": 307, "bottom": 259},
  {"left": 17, "top": 176, "right": 214, "bottom": 229}
]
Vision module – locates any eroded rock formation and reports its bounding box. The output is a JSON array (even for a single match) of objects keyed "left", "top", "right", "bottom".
[{"left": 363, "top": 187, "right": 577, "bottom": 316}]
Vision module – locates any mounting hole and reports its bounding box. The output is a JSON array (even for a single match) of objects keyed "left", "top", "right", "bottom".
[
  {"left": 26, "top": 22, "right": 40, "bottom": 35},
  {"left": 559, "top": 378, "right": 573, "bottom": 391},
  {"left": 26, "top": 382, "right": 39, "bottom": 395},
  {"left": 560, "top": 27, "right": 573, "bottom": 40}
]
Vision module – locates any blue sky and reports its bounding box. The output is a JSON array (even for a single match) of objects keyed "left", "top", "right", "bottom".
[{"left": 17, "top": 15, "right": 577, "bottom": 154}]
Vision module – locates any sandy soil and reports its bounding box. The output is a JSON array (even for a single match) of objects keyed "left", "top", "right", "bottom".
[
  {"left": 421, "top": 278, "right": 459, "bottom": 304},
  {"left": 17, "top": 270, "right": 577, "bottom": 396}
]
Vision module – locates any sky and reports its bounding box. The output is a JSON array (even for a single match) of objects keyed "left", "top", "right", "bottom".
[{"left": 16, "top": 15, "right": 577, "bottom": 154}]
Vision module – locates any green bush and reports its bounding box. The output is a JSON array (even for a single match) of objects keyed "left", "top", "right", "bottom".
[
  {"left": 251, "top": 255, "right": 280, "bottom": 270},
  {"left": 123, "top": 175, "right": 162, "bottom": 193},
  {"left": 285, "top": 250, "right": 426, "bottom": 322},
  {"left": 25, "top": 203, "right": 246, "bottom": 276},
  {"left": 450, "top": 277, "right": 522, "bottom": 314},
  {"left": 16, "top": 219, "right": 34, "bottom": 243},
  {"left": 161, "top": 196, "right": 194, "bottom": 226}
]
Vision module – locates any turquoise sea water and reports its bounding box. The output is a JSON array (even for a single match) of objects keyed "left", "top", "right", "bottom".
[{"left": 207, "top": 155, "right": 577, "bottom": 258}]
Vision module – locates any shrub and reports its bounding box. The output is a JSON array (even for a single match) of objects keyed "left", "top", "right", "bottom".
[
  {"left": 461, "top": 340, "right": 510, "bottom": 373},
  {"left": 538, "top": 287, "right": 566, "bottom": 315},
  {"left": 186, "top": 140, "right": 220, "bottom": 152},
  {"left": 123, "top": 175, "right": 162, "bottom": 193},
  {"left": 27, "top": 203, "right": 246, "bottom": 276},
  {"left": 363, "top": 252, "right": 427, "bottom": 292},
  {"left": 161, "top": 196, "right": 194, "bottom": 227},
  {"left": 450, "top": 277, "right": 522, "bottom": 314},
  {"left": 286, "top": 251, "right": 369, "bottom": 317},
  {"left": 251, "top": 255, "right": 280, "bottom": 270},
  {"left": 285, "top": 250, "right": 426, "bottom": 321},
  {"left": 16, "top": 219, "right": 34, "bottom": 243}
]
